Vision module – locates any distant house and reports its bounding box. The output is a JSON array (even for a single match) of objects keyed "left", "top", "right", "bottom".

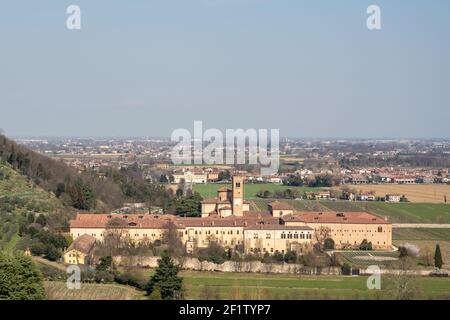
[
  {"left": 305, "top": 191, "right": 331, "bottom": 200},
  {"left": 173, "top": 170, "right": 207, "bottom": 184},
  {"left": 268, "top": 177, "right": 283, "bottom": 184},
  {"left": 356, "top": 194, "right": 376, "bottom": 201},
  {"left": 385, "top": 194, "right": 401, "bottom": 203},
  {"left": 392, "top": 177, "right": 415, "bottom": 184},
  {"left": 268, "top": 201, "right": 294, "bottom": 217},
  {"left": 348, "top": 175, "right": 369, "bottom": 184},
  {"left": 63, "top": 234, "right": 96, "bottom": 265},
  {"left": 342, "top": 191, "right": 355, "bottom": 201}
]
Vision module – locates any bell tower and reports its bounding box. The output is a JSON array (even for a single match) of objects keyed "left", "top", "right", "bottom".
[{"left": 232, "top": 176, "right": 244, "bottom": 216}]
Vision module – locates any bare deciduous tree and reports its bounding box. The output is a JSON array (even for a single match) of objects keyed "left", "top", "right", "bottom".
[
  {"left": 385, "top": 257, "right": 422, "bottom": 300},
  {"left": 314, "top": 226, "right": 331, "bottom": 250}
]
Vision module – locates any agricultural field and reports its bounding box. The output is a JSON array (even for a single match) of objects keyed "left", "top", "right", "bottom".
[
  {"left": 249, "top": 198, "right": 450, "bottom": 224},
  {"left": 352, "top": 203, "right": 450, "bottom": 224},
  {"left": 393, "top": 228, "right": 450, "bottom": 241},
  {"left": 0, "top": 162, "right": 61, "bottom": 213},
  {"left": 250, "top": 198, "right": 331, "bottom": 212},
  {"left": 337, "top": 251, "right": 400, "bottom": 267},
  {"left": 40, "top": 270, "right": 450, "bottom": 300},
  {"left": 36, "top": 256, "right": 450, "bottom": 300},
  {"left": 193, "top": 183, "right": 322, "bottom": 200},
  {"left": 0, "top": 162, "right": 62, "bottom": 251},
  {"left": 44, "top": 281, "right": 145, "bottom": 300},
  {"left": 167, "top": 271, "right": 450, "bottom": 300},
  {"left": 336, "top": 184, "right": 450, "bottom": 204}
]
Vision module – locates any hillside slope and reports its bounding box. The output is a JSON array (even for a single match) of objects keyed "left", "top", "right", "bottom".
[
  {"left": 0, "top": 135, "right": 124, "bottom": 211},
  {"left": 0, "top": 162, "right": 63, "bottom": 250}
]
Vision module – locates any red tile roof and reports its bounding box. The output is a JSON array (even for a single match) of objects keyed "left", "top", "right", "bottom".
[
  {"left": 268, "top": 201, "right": 294, "bottom": 210},
  {"left": 67, "top": 234, "right": 96, "bottom": 254},
  {"left": 283, "top": 212, "right": 390, "bottom": 224},
  {"left": 70, "top": 213, "right": 181, "bottom": 229}
]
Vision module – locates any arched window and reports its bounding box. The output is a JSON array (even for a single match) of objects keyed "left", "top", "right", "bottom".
[{"left": 378, "top": 226, "right": 383, "bottom": 232}]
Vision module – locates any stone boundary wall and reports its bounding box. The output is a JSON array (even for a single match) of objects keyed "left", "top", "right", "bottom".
[{"left": 113, "top": 256, "right": 342, "bottom": 275}]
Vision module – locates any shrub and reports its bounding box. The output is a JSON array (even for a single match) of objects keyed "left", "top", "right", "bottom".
[
  {"left": 196, "top": 242, "right": 228, "bottom": 264},
  {"left": 359, "top": 239, "right": 373, "bottom": 251},
  {"left": 323, "top": 238, "right": 335, "bottom": 250},
  {"left": 341, "top": 262, "right": 351, "bottom": 275}
]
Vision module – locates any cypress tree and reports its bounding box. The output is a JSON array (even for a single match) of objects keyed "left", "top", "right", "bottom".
[{"left": 434, "top": 244, "right": 443, "bottom": 269}]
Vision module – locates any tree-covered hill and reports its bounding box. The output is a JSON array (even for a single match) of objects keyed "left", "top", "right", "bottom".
[
  {"left": 0, "top": 134, "right": 124, "bottom": 211},
  {"left": 0, "top": 161, "right": 65, "bottom": 251}
]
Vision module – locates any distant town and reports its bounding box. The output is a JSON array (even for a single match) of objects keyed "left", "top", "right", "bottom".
[{"left": 15, "top": 137, "right": 450, "bottom": 204}]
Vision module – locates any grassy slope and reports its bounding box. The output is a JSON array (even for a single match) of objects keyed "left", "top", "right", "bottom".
[
  {"left": 0, "top": 162, "right": 62, "bottom": 251},
  {"left": 248, "top": 197, "right": 450, "bottom": 224},
  {"left": 42, "top": 269, "right": 450, "bottom": 300},
  {"left": 393, "top": 228, "right": 450, "bottom": 241},
  {"left": 193, "top": 183, "right": 322, "bottom": 200},
  {"left": 121, "top": 270, "right": 449, "bottom": 300},
  {"left": 0, "top": 162, "right": 61, "bottom": 212}
]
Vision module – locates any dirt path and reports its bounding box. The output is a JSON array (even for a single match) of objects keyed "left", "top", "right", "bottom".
[{"left": 32, "top": 256, "right": 67, "bottom": 272}]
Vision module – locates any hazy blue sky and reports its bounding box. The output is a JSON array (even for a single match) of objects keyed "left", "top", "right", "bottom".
[{"left": 1, "top": 0, "right": 449, "bottom": 138}]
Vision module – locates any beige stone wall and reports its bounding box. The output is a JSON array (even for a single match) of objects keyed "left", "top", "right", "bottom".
[
  {"left": 71, "top": 228, "right": 106, "bottom": 241},
  {"left": 243, "top": 229, "right": 313, "bottom": 255},
  {"left": 113, "top": 256, "right": 342, "bottom": 275},
  {"left": 305, "top": 222, "right": 392, "bottom": 249},
  {"left": 180, "top": 226, "right": 244, "bottom": 249},
  {"left": 271, "top": 209, "right": 293, "bottom": 218},
  {"left": 71, "top": 227, "right": 166, "bottom": 244},
  {"left": 201, "top": 202, "right": 216, "bottom": 214}
]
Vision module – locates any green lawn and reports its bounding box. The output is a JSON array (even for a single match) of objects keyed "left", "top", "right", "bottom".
[
  {"left": 179, "top": 271, "right": 450, "bottom": 300},
  {"left": 337, "top": 251, "right": 400, "bottom": 267},
  {"left": 125, "top": 269, "right": 450, "bottom": 300},
  {"left": 193, "top": 183, "right": 322, "bottom": 200},
  {"left": 364, "top": 203, "right": 450, "bottom": 224},
  {"left": 3, "top": 233, "right": 20, "bottom": 252}
]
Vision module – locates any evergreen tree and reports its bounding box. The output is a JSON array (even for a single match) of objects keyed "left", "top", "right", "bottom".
[
  {"left": 146, "top": 252, "right": 183, "bottom": 300},
  {"left": 159, "top": 174, "right": 169, "bottom": 183},
  {"left": 97, "top": 256, "right": 113, "bottom": 271},
  {"left": 0, "top": 251, "right": 45, "bottom": 300},
  {"left": 67, "top": 177, "right": 96, "bottom": 210},
  {"left": 434, "top": 244, "right": 443, "bottom": 269}
]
